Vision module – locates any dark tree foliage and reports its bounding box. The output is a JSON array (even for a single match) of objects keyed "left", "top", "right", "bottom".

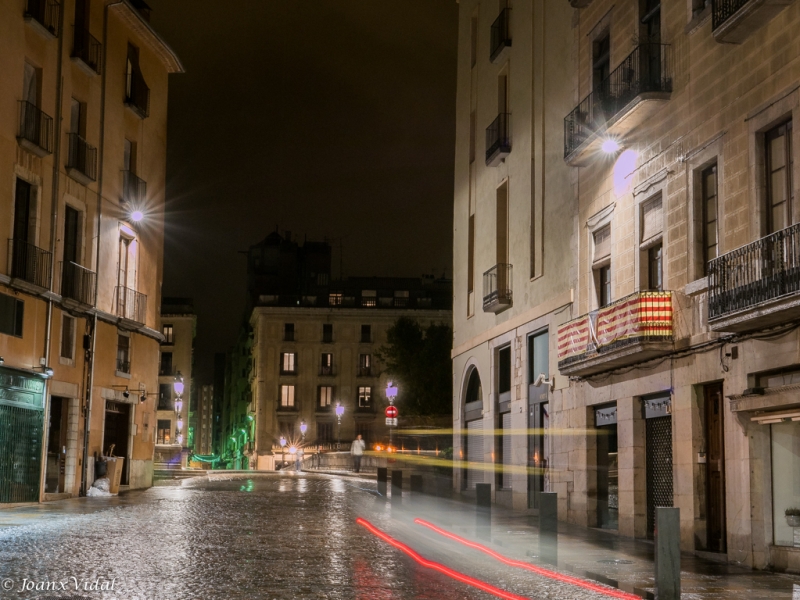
[{"left": 377, "top": 317, "right": 453, "bottom": 416}]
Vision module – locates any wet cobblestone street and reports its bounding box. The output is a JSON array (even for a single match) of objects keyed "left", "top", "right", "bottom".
[{"left": 0, "top": 473, "right": 799, "bottom": 600}]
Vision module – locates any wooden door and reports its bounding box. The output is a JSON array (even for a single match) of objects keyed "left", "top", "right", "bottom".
[{"left": 705, "top": 382, "right": 727, "bottom": 553}]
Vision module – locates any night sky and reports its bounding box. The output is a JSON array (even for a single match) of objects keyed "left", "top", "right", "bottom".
[{"left": 148, "top": 1, "right": 458, "bottom": 383}]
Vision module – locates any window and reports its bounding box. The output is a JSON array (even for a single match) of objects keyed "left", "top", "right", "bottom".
[
  {"left": 496, "top": 180, "right": 508, "bottom": 265},
  {"left": 641, "top": 0, "right": 661, "bottom": 44},
  {"left": 599, "top": 265, "right": 612, "bottom": 307},
  {"left": 160, "top": 352, "right": 173, "bottom": 376},
  {"left": 158, "top": 384, "right": 172, "bottom": 410},
  {"left": 23, "top": 62, "right": 40, "bottom": 107},
  {"left": 123, "top": 138, "right": 137, "bottom": 174},
  {"left": 317, "top": 422, "right": 333, "bottom": 442},
  {"left": 360, "top": 324, "right": 371, "bottom": 343},
  {"left": 320, "top": 353, "right": 333, "bottom": 376},
  {"left": 116, "top": 333, "right": 130, "bottom": 373},
  {"left": 771, "top": 422, "right": 800, "bottom": 546},
  {"left": 284, "top": 323, "right": 294, "bottom": 341},
  {"left": 468, "top": 214, "right": 475, "bottom": 294},
  {"left": 648, "top": 244, "right": 663, "bottom": 291},
  {"left": 60, "top": 314, "right": 75, "bottom": 360},
  {"left": 319, "top": 386, "right": 333, "bottom": 408},
  {"left": 161, "top": 324, "right": 173, "bottom": 344},
  {"left": 328, "top": 293, "right": 342, "bottom": 306},
  {"left": 322, "top": 323, "right": 333, "bottom": 343},
  {"left": 280, "top": 385, "right": 295, "bottom": 408},
  {"left": 280, "top": 352, "right": 297, "bottom": 375},
  {"left": 593, "top": 33, "right": 611, "bottom": 93},
  {"left": 361, "top": 290, "right": 377, "bottom": 307},
  {"left": 0, "top": 293, "right": 24, "bottom": 338},
  {"left": 356, "top": 422, "right": 373, "bottom": 443},
  {"left": 469, "top": 111, "right": 477, "bottom": 164},
  {"left": 157, "top": 419, "right": 171, "bottom": 444},
  {"left": 358, "top": 386, "right": 372, "bottom": 408},
  {"left": 765, "top": 120, "right": 793, "bottom": 234},
  {"left": 701, "top": 164, "right": 718, "bottom": 273},
  {"left": 394, "top": 290, "right": 409, "bottom": 307},
  {"left": 470, "top": 12, "right": 478, "bottom": 68},
  {"left": 358, "top": 353, "right": 371, "bottom": 376},
  {"left": 498, "top": 346, "right": 511, "bottom": 398},
  {"left": 594, "top": 225, "right": 611, "bottom": 262},
  {"left": 528, "top": 330, "right": 549, "bottom": 385}
]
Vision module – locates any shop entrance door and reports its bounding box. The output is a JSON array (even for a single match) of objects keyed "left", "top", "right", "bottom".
[
  {"left": 704, "top": 383, "right": 726, "bottom": 553},
  {"left": 645, "top": 396, "right": 673, "bottom": 539},
  {"left": 528, "top": 400, "right": 549, "bottom": 509},
  {"left": 45, "top": 396, "right": 68, "bottom": 493},
  {"left": 103, "top": 401, "right": 130, "bottom": 485},
  {"left": 596, "top": 405, "right": 618, "bottom": 529}
]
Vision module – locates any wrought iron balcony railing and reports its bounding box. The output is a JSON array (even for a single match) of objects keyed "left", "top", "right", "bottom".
[
  {"left": 712, "top": 0, "right": 749, "bottom": 29},
  {"left": 486, "top": 113, "right": 511, "bottom": 166},
  {"left": 8, "top": 239, "right": 52, "bottom": 290},
  {"left": 122, "top": 170, "right": 146, "bottom": 205},
  {"left": 483, "top": 263, "right": 512, "bottom": 313},
  {"left": 557, "top": 291, "right": 673, "bottom": 368},
  {"left": 319, "top": 365, "right": 334, "bottom": 377},
  {"left": 72, "top": 26, "right": 102, "bottom": 74},
  {"left": 18, "top": 101, "right": 54, "bottom": 155},
  {"left": 116, "top": 285, "right": 146, "bottom": 324},
  {"left": 564, "top": 43, "right": 672, "bottom": 158},
  {"left": 124, "top": 69, "right": 150, "bottom": 118},
  {"left": 61, "top": 261, "right": 95, "bottom": 306},
  {"left": 24, "top": 0, "right": 60, "bottom": 37},
  {"left": 357, "top": 367, "right": 372, "bottom": 377},
  {"left": 708, "top": 223, "right": 800, "bottom": 321},
  {"left": 66, "top": 133, "right": 97, "bottom": 182},
  {"left": 116, "top": 358, "right": 130, "bottom": 374},
  {"left": 490, "top": 8, "right": 511, "bottom": 62}
]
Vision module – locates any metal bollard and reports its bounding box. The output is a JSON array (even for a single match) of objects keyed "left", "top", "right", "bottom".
[
  {"left": 539, "top": 492, "right": 558, "bottom": 566},
  {"left": 377, "top": 467, "right": 388, "bottom": 499},
  {"left": 391, "top": 470, "right": 403, "bottom": 505},
  {"left": 655, "top": 507, "right": 681, "bottom": 600},
  {"left": 410, "top": 474, "right": 423, "bottom": 497}
]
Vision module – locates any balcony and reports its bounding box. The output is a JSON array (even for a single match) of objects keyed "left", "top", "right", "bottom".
[
  {"left": 24, "top": 0, "right": 60, "bottom": 38},
  {"left": 72, "top": 26, "right": 102, "bottom": 75},
  {"left": 486, "top": 113, "right": 511, "bottom": 166},
  {"left": 116, "top": 285, "right": 146, "bottom": 325},
  {"left": 564, "top": 44, "right": 672, "bottom": 166},
  {"left": 277, "top": 404, "right": 298, "bottom": 413},
  {"left": 356, "top": 403, "right": 375, "bottom": 413},
  {"left": 483, "top": 263, "right": 512, "bottom": 313},
  {"left": 122, "top": 171, "right": 146, "bottom": 206},
  {"left": 708, "top": 223, "right": 800, "bottom": 332},
  {"left": 357, "top": 367, "right": 372, "bottom": 378},
  {"left": 319, "top": 365, "right": 334, "bottom": 377},
  {"left": 17, "top": 101, "right": 53, "bottom": 157},
  {"left": 557, "top": 291, "right": 673, "bottom": 376},
  {"left": 60, "top": 261, "right": 96, "bottom": 307},
  {"left": 116, "top": 359, "right": 131, "bottom": 374},
  {"left": 712, "top": 0, "right": 793, "bottom": 44},
  {"left": 66, "top": 133, "right": 97, "bottom": 184},
  {"left": 490, "top": 8, "right": 511, "bottom": 63},
  {"left": 8, "top": 239, "right": 52, "bottom": 291},
  {"left": 124, "top": 69, "right": 150, "bottom": 118}
]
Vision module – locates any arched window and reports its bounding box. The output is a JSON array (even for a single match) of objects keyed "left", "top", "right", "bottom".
[{"left": 465, "top": 368, "right": 482, "bottom": 405}]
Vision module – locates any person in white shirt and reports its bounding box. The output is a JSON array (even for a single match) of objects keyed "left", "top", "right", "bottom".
[{"left": 350, "top": 435, "right": 366, "bottom": 473}]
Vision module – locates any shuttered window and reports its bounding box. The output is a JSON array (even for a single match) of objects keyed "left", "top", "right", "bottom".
[
  {"left": 594, "top": 225, "right": 611, "bottom": 263},
  {"left": 641, "top": 196, "right": 663, "bottom": 243},
  {"left": 467, "top": 419, "right": 484, "bottom": 489}
]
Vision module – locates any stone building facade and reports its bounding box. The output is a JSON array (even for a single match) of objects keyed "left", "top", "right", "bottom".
[
  {"left": 195, "top": 383, "right": 213, "bottom": 455},
  {"left": 0, "top": 0, "right": 181, "bottom": 502},
  {"left": 452, "top": 0, "right": 800, "bottom": 572}
]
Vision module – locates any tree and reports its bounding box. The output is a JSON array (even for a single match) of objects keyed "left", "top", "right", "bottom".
[{"left": 377, "top": 317, "right": 452, "bottom": 416}]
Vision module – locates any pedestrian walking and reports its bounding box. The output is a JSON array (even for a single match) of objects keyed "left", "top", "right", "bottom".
[{"left": 350, "top": 435, "right": 366, "bottom": 473}]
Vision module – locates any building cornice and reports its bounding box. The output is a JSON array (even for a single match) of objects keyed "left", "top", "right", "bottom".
[{"left": 109, "top": 0, "right": 185, "bottom": 73}]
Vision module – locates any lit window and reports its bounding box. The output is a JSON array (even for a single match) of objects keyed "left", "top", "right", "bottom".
[
  {"left": 281, "top": 352, "right": 297, "bottom": 374},
  {"left": 280, "top": 385, "right": 295, "bottom": 407},
  {"left": 319, "top": 386, "right": 333, "bottom": 407},
  {"left": 329, "top": 293, "right": 342, "bottom": 306},
  {"left": 358, "top": 386, "right": 372, "bottom": 408},
  {"left": 162, "top": 324, "right": 173, "bottom": 344}
]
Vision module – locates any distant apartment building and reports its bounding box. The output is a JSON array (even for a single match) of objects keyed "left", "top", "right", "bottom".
[
  {"left": 454, "top": 0, "right": 800, "bottom": 573},
  {"left": 238, "top": 233, "right": 451, "bottom": 471},
  {"left": 195, "top": 384, "right": 213, "bottom": 455},
  {"left": 0, "top": 0, "right": 182, "bottom": 502},
  {"left": 155, "top": 298, "right": 195, "bottom": 466}
]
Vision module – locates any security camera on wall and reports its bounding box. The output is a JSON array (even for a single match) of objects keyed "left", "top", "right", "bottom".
[{"left": 533, "top": 373, "right": 555, "bottom": 391}]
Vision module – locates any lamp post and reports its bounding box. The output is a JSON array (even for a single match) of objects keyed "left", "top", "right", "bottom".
[
  {"left": 386, "top": 381, "right": 398, "bottom": 449},
  {"left": 173, "top": 372, "right": 185, "bottom": 447},
  {"left": 279, "top": 435, "right": 286, "bottom": 468},
  {"left": 335, "top": 402, "right": 344, "bottom": 450}
]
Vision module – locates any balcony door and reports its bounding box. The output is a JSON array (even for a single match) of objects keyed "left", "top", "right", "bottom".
[
  {"left": 640, "top": 0, "right": 662, "bottom": 92},
  {"left": 12, "top": 180, "right": 34, "bottom": 280},
  {"left": 704, "top": 383, "right": 727, "bottom": 553},
  {"left": 117, "top": 235, "right": 136, "bottom": 317},
  {"left": 765, "top": 120, "right": 794, "bottom": 235},
  {"left": 62, "top": 205, "right": 81, "bottom": 296}
]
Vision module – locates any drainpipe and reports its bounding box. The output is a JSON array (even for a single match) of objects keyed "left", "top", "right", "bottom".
[
  {"left": 80, "top": 0, "right": 123, "bottom": 496},
  {"left": 38, "top": 0, "right": 67, "bottom": 503}
]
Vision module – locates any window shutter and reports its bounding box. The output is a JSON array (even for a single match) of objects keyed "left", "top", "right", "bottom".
[
  {"left": 593, "top": 225, "right": 611, "bottom": 263},
  {"left": 641, "top": 196, "right": 663, "bottom": 243}
]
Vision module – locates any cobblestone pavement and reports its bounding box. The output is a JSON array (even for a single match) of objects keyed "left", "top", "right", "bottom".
[{"left": 0, "top": 473, "right": 798, "bottom": 600}]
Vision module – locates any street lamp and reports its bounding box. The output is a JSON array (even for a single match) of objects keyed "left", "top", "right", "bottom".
[
  {"left": 386, "top": 381, "right": 398, "bottom": 449},
  {"left": 335, "top": 402, "right": 345, "bottom": 450},
  {"left": 173, "top": 372, "right": 185, "bottom": 448},
  {"left": 280, "top": 435, "right": 286, "bottom": 468}
]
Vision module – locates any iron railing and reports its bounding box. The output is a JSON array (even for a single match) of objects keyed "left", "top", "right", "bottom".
[
  {"left": 708, "top": 223, "right": 800, "bottom": 319},
  {"left": 124, "top": 68, "right": 150, "bottom": 118},
  {"left": 8, "top": 239, "right": 52, "bottom": 289},
  {"left": 72, "top": 26, "right": 102, "bottom": 73},
  {"left": 357, "top": 366, "right": 372, "bottom": 377},
  {"left": 116, "top": 358, "right": 130, "bottom": 374},
  {"left": 486, "top": 113, "right": 511, "bottom": 165},
  {"left": 557, "top": 291, "right": 673, "bottom": 367},
  {"left": 483, "top": 263, "right": 512, "bottom": 311},
  {"left": 122, "top": 170, "right": 146, "bottom": 205},
  {"left": 18, "top": 101, "right": 53, "bottom": 154},
  {"left": 66, "top": 133, "right": 97, "bottom": 181},
  {"left": 24, "top": 0, "right": 60, "bottom": 36},
  {"left": 116, "top": 285, "right": 146, "bottom": 323},
  {"left": 60, "top": 261, "right": 95, "bottom": 305},
  {"left": 712, "top": 0, "right": 749, "bottom": 30},
  {"left": 490, "top": 8, "right": 511, "bottom": 61},
  {"left": 564, "top": 43, "right": 672, "bottom": 158},
  {"left": 319, "top": 365, "right": 334, "bottom": 376}
]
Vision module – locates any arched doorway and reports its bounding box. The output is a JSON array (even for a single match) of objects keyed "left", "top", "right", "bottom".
[{"left": 463, "top": 368, "right": 484, "bottom": 489}]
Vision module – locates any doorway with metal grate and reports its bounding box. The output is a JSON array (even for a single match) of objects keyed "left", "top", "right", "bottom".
[{"left": 645, "top": 396, "right": 673, "bottom": 539}]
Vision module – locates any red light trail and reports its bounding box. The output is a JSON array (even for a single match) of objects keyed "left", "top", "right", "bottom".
[
  {"left": 413, "top": 518, "right": 641, "bottom": 600},
  {"left": 355, "top": 517, "right": 529, "bottom": 600}
]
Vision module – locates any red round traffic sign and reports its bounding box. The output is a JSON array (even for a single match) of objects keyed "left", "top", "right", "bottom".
[{"left": 385, "top": 406, "right": 398, "bottom": 418}]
